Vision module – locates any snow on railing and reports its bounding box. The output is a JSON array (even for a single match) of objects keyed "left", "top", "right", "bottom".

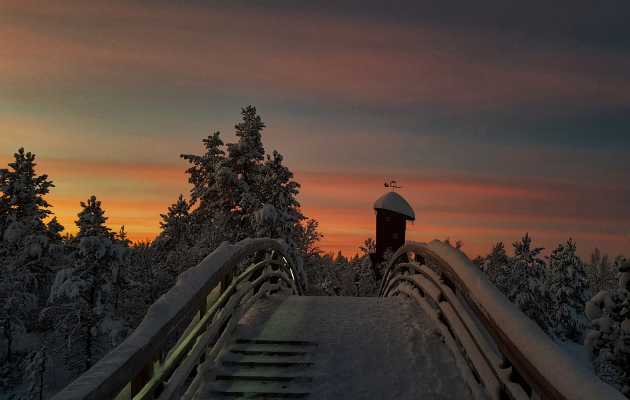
[
  {"left": 379, "top": 240, "right": 624, "bottom": 400},
  {"left": 50, "top": 238, "right": 303, "bottom": 400}
]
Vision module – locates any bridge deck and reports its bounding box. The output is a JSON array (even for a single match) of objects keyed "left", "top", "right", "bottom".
[{"left": 186, "top": 295, "right": 474, "bottom": 399}]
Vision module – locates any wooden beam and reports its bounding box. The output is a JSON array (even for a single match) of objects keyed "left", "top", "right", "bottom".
[{"left": 131, "top": 362, "right": 154, "bottom": 399}]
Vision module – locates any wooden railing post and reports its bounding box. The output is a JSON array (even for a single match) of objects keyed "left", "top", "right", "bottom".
[
  {"left": 199, "top": 300, "right": 208, "bottom": 364},
  {"left": 254, "top": 249, "right": 266, "bottom": 263},
  {"left": 441, "top": 271, "right": 456, "bottom": 294},
  {"left": 501, "top": 355, "right": 532, "bottom": 398},
  {"left": 131, "top": 361, "right": 154, "bottom": 399},
  {"left": 415, "top": 254, "right": 425, "bottom": 265},
  {"left": 221, "top": 271, "right": 233, "bottom": 294}
]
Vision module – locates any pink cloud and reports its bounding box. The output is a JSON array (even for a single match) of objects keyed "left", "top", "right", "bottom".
[
  {"left": 0, "top": 152, "right": 626, "bottom": 259},
  {"left": 2, "top": 1, "right": 629, "bottom": 112}
]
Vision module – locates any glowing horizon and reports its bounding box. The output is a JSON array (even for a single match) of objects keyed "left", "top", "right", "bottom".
[{"left": 2, "top": 1, "right": 629, "bottom": 261}]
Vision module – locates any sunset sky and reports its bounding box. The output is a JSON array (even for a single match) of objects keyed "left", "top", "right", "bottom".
[{"left": 1, "top": 0, "right": 629, "bottom": 260}]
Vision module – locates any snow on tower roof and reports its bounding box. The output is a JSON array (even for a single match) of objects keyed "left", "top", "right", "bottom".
[{"left": 374, "top": 191, "right": 415, "bottom": 220}]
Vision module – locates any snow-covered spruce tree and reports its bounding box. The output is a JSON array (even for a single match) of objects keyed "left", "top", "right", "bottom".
[
  {"left": 492, "top": 234, "right": 555, "bottom": 336},
  {"left": 471, "top": 256, "right": 484, "bottom": 269},
  {"left": 545, "top": 239, "right": 591, "bottom": 342},
  {"left": 178, "top": 107, "right": 313, "bottom": 290},
  {"left": 120, "top": 240, "right": 174, "bottom": 327},
  {"left": 0, "top": 148, "right": 59, "bottom": 364},
  {"left": 110, "top": 225, "right": 132, "bottom": 314},
  {"left": 251, "top": 150, "right": 303, "bottom": 239},
  {"left": 156, "top": 194, "right": 193, "bottom": 254},
  {"left": 43, "top": 197, "right": 126, "bottom": 373},
  {"left": 221, "top": 106, "right": 267, "bottom": 241},
  {"left": 20, "top": 339, "right": 51, "bottom": 400},
  {"left": 0, "top": 148, "right": 54, "bottom": 229},
  {"left": 225, "top": 106, "right": 266, "bottom": 187},
  {"left": 330, "top": 253, "right": 378, "bottom": 298},
  {"left": 74, "top": 196, "right": 114, "bottom": 240},
  {"left": 46, "top": 216, "right": 65, "bottom": 244},
  {"left": 180, "top": 132, "right": 227, "bottom": 230},
  {"left": 308, "top": 251, "right": 354, "bottom": 297},
  {"left": 587, "top": 247, "right": 618, "bottom": 294},
  {"left": 585, "top": 254, "right": 630, "bottom": 396},
  {"left": 151, "top": 193, "right": 207, "bottom": 290},
  {"left": 181, "top": 130, "right": 248, "bottom": 246},
  {"left": 481, "top": 242, "right": 509, "bottom": 283},
  {"left": 306, "top": 251, "right": 337, "bottom": 296}
]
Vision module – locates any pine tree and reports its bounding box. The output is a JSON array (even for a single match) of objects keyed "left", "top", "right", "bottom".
[
  {"left": 504, "top": 234, "right": 554, "bottom": 335},
  {"left": 46, "top": 216, "right": 65, "bottom": 244},
  {"left": 513, "top": 232, "right": 544, "bottom": 267},
  {"left": 545, "top": 239, "right": 591, "bottom": 342},
  {"left": 181, "top": 130, "right": 249, "bottom": 241},
  {"left": 157, "top": 194, "right": 193, "bottom": 252},
  {"left": 75, "top": 196, "right": 113, "bottom": 240},
  {"left": 0, "top": 148, "right": 54, "bottom": 229},
  {"left": 481, "top": 234, "right": 555, "bottom": 336},
  {"left": 587, "top": 248, "right": 617, "bottom": 294},
  {"left": 116, "top": 225, "right": 131, "bottom": 248},
  {"left": 471, "top": 256, "right": 484, "bottom": 268},
  {"left": 225, "top": 106, "right": 266, "bottom": 184},
  {"left": 181, "top": 132, "right": 226, "bottom": 219},
  {"left": 585, "top": 254, "right": 630, "bottom": 396},
  {"left": 176, "top": 107, "right": 315, "bottom": 291},
  {"left": 359, "top": 237, "right": 376, "bottom": 256},
  {"left": 482, "top": 242, "right": 509, "bottom": 283},
  {"left": 258, "top": 151, "right": 301, "bottom": 214},
  {"left": 126, "top": 241, "right": 171, "bottom": 309},
  {"left": 0, "top": 149, "right": 58, "bottom": 364},
  {"left": 249, "top": 150, "right": 303, "bottom": 240},
  {"left": 291, "top": 219, "right": 324, "bottom": 263},
  {"left": 335, "top": 250, "right": 347, "bottom": 265},
  {"left": 43, "top": 198, "right": 126, "bottom": 372},
  {"left": 21, "top": 340, "right": 50, "bottom": 400}
]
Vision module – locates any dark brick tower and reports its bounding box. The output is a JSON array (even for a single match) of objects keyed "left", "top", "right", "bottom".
[{"left": 369, "top": 190, "right": 415, "bottom": 279}]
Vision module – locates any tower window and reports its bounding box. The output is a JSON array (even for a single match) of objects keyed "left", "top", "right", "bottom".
[
  {"left": 385, "top": 216, "right": 391, "bottom": 221},
  {"left": 393, "top": 233, "right": 398, "bottom": 239}
]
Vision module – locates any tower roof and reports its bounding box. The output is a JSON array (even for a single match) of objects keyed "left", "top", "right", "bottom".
[{"left": 374, "top": 191, "right": 415, "bottom": 220}]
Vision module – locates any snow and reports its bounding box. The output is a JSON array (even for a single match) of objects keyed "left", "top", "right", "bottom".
[
  {"left": 373, "top": 191, "right": 415, "bottom": 220},
  {"left": 421, "top": 240, "right": 624, "bottom": 400},
  {"left": 50, "top": 237, "right": 294, "bottom": 400},
  {"left": 392, "top": 282, "right": 489, "bottom": 400},
  {"left": 190, "top": 295, "right": 474, "bottom": 400}
]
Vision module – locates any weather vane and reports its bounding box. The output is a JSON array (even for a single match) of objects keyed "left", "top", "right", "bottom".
[{"left": 384, "top": 181, "right": 402, "bottom": 191}]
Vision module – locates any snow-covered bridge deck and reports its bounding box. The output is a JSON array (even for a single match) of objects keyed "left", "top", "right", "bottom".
[
  {"left": 185, "top": 295, "right": 473, "bottom": 399},
  {"left": 51, "top": 238, "right": 625, "bottom": 400}
]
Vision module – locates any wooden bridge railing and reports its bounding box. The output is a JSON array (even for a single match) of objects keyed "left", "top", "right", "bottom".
[
  {"left": 379, "top": 240, "right": 624, "bottom": 400},
  {"left": 51, "top": 238, "right": 303, "bottom": 400}
]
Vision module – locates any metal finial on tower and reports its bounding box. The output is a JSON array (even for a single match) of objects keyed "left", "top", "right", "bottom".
[{"left": 384, "top": 181, "right": 402, "bottom": 191}]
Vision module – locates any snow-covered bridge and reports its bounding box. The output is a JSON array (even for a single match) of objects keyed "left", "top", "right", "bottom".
[{"left": 50, "top": 239, "right": 622, "bottom": 400}]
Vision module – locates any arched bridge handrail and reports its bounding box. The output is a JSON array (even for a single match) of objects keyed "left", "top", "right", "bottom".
[
  {"left": 51, "top": 238, "right": 303, "bottom": 400},
  {"left": 379, "top": 240, "right": 623, "bottom": 400}
]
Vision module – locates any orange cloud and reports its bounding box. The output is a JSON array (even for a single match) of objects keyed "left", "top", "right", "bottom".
[
  {"left": 1, "top": 155, "right": 627, "bottom": 261},
  {"left": 296, "top": 171, "right": 629, "bottom": 259}
]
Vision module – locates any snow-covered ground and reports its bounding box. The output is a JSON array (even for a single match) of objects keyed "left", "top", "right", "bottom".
[{"left": 188, "top": 294, "right": 474, "bottom": 399}]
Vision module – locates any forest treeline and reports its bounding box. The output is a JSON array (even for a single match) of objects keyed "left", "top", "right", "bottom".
[{"left": 0, "top": 107, "right": 628, "bottom": 398}]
